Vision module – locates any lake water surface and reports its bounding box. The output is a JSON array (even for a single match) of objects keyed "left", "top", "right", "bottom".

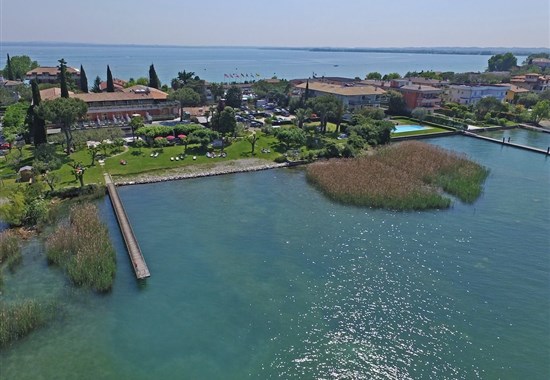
[
  {"left": 1, "top": 136, "right": 549, "bottom": 379},
  {"left": 0, "top": 43, "right": 525, "bottom": 84}
]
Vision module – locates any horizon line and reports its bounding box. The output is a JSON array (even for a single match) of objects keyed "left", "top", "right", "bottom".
[{"left": 1, "top": 40, "right": 549, "bottom": 51}]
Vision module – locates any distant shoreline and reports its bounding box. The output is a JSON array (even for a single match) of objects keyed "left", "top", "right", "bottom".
[{"left": 2, "top": 41, "right": 548, "bottom": 56}]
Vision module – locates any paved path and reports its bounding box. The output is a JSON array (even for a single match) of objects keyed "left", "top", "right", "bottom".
[{"left": 104, "top": 173, "right": 150, "bottom": 279}]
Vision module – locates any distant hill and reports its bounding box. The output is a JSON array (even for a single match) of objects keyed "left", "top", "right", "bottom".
[{"left": 265, "top": 47, "right": 550, "bottom": 56}]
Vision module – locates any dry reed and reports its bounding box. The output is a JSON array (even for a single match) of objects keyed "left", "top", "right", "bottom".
[
  {"left": 307, "top": 141, "right": 488, "bottom": 210},
  {"left": 46, "top": 203, "right": 116, "bottom": 292}
]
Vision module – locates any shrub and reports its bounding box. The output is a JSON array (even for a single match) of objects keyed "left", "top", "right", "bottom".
[{"left": 274, "top": 155, "right": 287, "bottom": 163}]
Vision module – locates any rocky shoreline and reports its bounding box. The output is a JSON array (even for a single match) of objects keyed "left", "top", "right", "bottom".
[{"left": 113, "top": 159, "right": 297, "bottom": 186}]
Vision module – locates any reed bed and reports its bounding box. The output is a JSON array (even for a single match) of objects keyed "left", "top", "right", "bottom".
[
  {"left": 46, "top": 203, "right": 116, "bottom": 292},
  {"left": 0, "top": 299, "right": 51, "bottom": 348},
  {"left": 0, "top": 230, "right": 22, "bottom": 273},
  {"left": 306, "top": 141, "right": 488, "bottom": 210}
]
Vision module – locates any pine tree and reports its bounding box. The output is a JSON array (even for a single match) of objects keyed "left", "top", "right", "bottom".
[
  {"left": 106, "top": 65, "right": 114, "bottom": 92},
  {"left": 6, "top": 54, "right": 14, "bottom": 80},
  {"left": 149, "top": 63, "right": 160, "bottom": 89},
  {"left": 58, "top": 58, "right": 69, "bottom": 98},
  {"left": 80, "top": 65, "right": 89, "bottom": 93},
  {"left": 31, "top": 80, "right": 47, "bottom": 145},
  {"left": 92, "top": 76, "right": 102, "bottom": 93}
]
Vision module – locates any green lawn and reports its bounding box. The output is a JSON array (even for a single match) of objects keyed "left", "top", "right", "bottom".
[{"left": 0, "top": 132, "right": 282, "bottom": 195}]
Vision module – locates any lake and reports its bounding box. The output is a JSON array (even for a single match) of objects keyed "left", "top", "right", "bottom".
[
  {"left": 0, "top": 43, "right": 526, "bottom": 84},
  {"left": 1, "top": 136, "right": 549, "bottom": 379}
]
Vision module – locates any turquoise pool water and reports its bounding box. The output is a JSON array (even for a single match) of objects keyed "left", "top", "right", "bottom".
[
  {"left": 1, "top": 136, "right": 549, "bottom": 379},
  {"left": 393, "top": 124, "right": 431, "bottom": 133}
]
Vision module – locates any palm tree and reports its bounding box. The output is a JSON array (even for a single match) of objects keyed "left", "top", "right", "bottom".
[{"left": 294, "top": 108, "right": 309, "bottom": 129}]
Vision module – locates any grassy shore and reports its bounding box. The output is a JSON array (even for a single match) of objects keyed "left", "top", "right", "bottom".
[
  {"left": 46, "top": 203, "right": 116, "bottom": 292},
  {"left": 306, "top": 141, "right": 489, "bottom": 210}
]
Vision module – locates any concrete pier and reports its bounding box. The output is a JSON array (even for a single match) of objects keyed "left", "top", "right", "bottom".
[
  {"left": 104, "top": 173, "right": 150, "bottom": 279},
  {"left": 463, "top": 132, "right": 550, "bottom": 156}
]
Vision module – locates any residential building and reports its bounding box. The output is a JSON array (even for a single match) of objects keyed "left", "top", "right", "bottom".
[
  {"left": 503, "top": 84, "right": 530, "bottom": 102},
  {"left": 40, "top": 85, "right": 178, "bottom": 124},
  {"left": 397, "top": 84, "right": 442, "bottom": 110},
  {"left": 447, "top": 84, "right": 510, "bottom": 105},
  {"left": 360, "top": 79, "right": 442, "bottom": 111},
  {"left": 510, "top": 73, "right": 550, "bottom": 92},
  {"left": 531, "top": 58, "right": 550, "bottom": 70},
  {"left": 26, "top": 66, "right": 80, "bottom": 84},
  {"left": 407, "top": 77, "right": 450, "bottom": 88},
  {"left": 295, "top": 81, "right": 386, "bottom": 110}
]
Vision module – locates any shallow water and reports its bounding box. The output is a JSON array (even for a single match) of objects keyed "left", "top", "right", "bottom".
[{"left": 1, "top": 136, "right": 549, "bottom": 379}]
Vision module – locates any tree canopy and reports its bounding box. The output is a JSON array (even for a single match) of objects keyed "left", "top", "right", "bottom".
[
  {"left": 274, "top": 127, "right": 307, "bottom": 150},
  {"left": 366, "top": 72, "right": 382, "bottom": 80},
  {"left": 532, "top": 100, "right": 550, "bottom": 125},
  {"left": 169, "top": 87, "right": 201, "bottom": 121},
  {"left": 307, "top": 95, "right": 341, "bottom": 133},
  {"left": 487, "top": 53, "right": 517, "bottom": 72},
  {"left": 217, "top": 106, "right": 237, "bottom": 135},
  {"left": 2, "top": 102, "right": 30, "bottom": 141},
  {"left": 225, "top": 86, "right": 242, "bottom": 108},
  {"left": 36, "top": 97, "right": 88, "bottom": 154},
  {"left": 387, "top": 90, "right": 406, "bottom": 115},
  {"left": 2, "top": 55, "right": 38, "bottom": 80}
]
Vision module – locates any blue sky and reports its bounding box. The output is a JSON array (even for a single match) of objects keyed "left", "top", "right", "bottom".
[{"left": 1, "top": 0, "right": 549, "bottom": 47}]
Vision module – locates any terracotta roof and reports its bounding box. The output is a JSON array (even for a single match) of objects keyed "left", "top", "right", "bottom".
[
  {"left": 40, "top": 88, "right": 75, "bottom": 100},
  {"left": 122, "top": 85, "right": 169, "bottom": 100},
  {"left": 507, "top": 85, "right": 530, "bottom": 93},
  {"left": 26, "top": 66, "right": 79, "bottom": 76},
  {"left": 39, "top": 86, "right": 169, "bottom": 102},
  {"left": 99, "top": 78, "right": 127, "bottom": 91},
  {"left": 296, "top": 82, "right": 384, "bottom": 96},
  {"left": 73, "top": 91, "right": 166, "bottom": 103}
]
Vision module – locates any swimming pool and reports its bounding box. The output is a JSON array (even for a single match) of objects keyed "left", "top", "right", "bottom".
[{"left": 394, "top": 125, "right": 431, "bottom": 133}]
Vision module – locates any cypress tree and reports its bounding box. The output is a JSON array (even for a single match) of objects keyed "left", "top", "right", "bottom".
[
  {"left": 80, "top": 64, "right": 89, "bottom": 93},
  {"left": 305, "top": 79, "right": 310, "bottom": 102},
  {"left": 149, "top": 63, "right": 160, "bottom": 89},
  {"left": 106, "top": 65, "right": 114, "bottom": 92},
  {"left": 58, "top": 58, "right": 69, "bottom": 98},
  {"left": 31, "top": 80, "right": 47, "bottom": 145},
  {"left": 6, "top": 54, "right": 14, "bottom": 80}
]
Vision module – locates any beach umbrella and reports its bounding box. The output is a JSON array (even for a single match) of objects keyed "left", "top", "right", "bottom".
[
  {"left": 178, "top": 134, "right": 187, "bottom": 139},
  {"left": 166, "top": 135, "right": 175, "bottom": 141},
  {"left": 154, "top": 136, "right": 164, "bottom": 140}
]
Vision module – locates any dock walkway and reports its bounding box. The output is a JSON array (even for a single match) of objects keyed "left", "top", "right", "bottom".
[
  {"left": 463, "top": 132, "right": 550, "bottom": 155},
  {"left": 104, "top": 173, "right": 150, "bottom": 279}
]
